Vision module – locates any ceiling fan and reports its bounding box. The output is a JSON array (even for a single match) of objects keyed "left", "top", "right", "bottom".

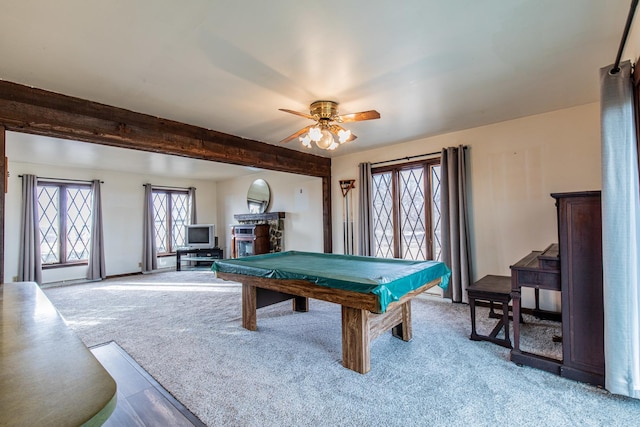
[{"left": 279, "top": 100, "right": 380, "bottom": 150}]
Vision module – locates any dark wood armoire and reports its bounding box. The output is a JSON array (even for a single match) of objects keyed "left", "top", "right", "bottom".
[{"left": 552, "top": 191, "right": 604, "bottom": 386}]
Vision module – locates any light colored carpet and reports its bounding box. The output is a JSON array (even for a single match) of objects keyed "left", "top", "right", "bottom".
[{"left": 44, "top": 271, "right": 639, "bottom": 426}]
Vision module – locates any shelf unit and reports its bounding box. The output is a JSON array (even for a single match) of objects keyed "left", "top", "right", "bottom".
[{"left": 176, "top": 247, "right": 223, "bottom": 271}]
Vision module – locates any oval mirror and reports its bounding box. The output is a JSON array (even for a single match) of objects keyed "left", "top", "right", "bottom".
[{"left": 247, "top": 179, "right": 270, "bottom": 213}]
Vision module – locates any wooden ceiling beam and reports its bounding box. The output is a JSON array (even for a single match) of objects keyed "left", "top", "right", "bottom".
[{"left": 0, "top": 80, "right": 331, "bottom": 178}]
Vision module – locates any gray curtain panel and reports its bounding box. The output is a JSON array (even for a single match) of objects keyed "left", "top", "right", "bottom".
[
  {"left": 86, "top": 180, "right": 106, "bottom": 280},
  {"left": 600, "top": 60, "right": 640, "bottom": 398},
  {"left": 440, "top": 146, "right": 472, "bottom": 303},
  {"left": 142, "top": 184, "right": 157, "bottom": 272},
  {"left": 358, "top": 162, "right": 374, "bottom": 256},
  {"left": 188, "top": 187, "right": 197, "bottom": 224},
  {"left": 18, "top": 174, "right": 42, "bottom": 283}
]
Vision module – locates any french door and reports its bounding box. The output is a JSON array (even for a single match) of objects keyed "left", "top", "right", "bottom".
[{"left": 371, "top": 159, "right": 441, "bottom": 261}]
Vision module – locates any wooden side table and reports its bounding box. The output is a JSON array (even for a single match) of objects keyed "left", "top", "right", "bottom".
[{"left": 467, "top": 275, "right": 512, "bottom": 349}]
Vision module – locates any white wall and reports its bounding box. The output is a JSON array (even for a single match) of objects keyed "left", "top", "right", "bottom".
[
  {"left": 3, "top": 104, "right": 602, "bottom": 305},
  {"left": 4, "top": 159, "right": 218, "bottom": 284},
  {"left": 332, "top": 102, "right": 602, "bottom": 310},
  {"left": 216, "top": 170, "right": 324, "bottom": 256}
]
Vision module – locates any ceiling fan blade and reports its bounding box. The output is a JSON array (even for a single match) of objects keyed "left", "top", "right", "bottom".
[
  {"left": 335, "top": 110, "right": 380, "bottom": 123},
  {"left": 278, "top": 108, "right": 315, "bottom": 120},
  {"left": 280, "top": 125, "right": 313, "bottom": 143},
  {"left": 344, "top": 132, "right": 358, "bottom": 142}
]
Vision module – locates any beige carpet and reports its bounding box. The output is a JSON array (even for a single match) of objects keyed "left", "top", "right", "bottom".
[{"left": 44, "top": 271, "right": 639, "bottom": 426}]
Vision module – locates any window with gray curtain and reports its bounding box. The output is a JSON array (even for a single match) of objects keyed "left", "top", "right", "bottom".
[
  {"left": 37, "top": 181, "right": 93, "bottom": 266},
  {"left": 18, "top": 174, "right": 42, "bottom": 283},
  {"left": 358, "top": 163, "right": 374, "bottom": 256},
  {"left": 370, "top": 159, "right": 441, "bottom": 261},
  {"left": 600, "top": 60, "right": 640, "bottom": 398},
  {"left": 151, "top": 188, "right": 190, "bottom": 254},
  {"left": 142, "top": 184, "right": 157, "bottom": 272},
  {"left": 188, "top": 187, "right": 197, "bottom": 224},
  {"left": 440, "top": 145, "right": 472, "bottom": 303},
  {"left": 86, "top": 180, "right": 105, "bottom": 280}
]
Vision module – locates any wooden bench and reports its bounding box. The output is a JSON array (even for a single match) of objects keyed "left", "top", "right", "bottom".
[{"left": 467, "top": 275, "right": 512, "bottom": 349}]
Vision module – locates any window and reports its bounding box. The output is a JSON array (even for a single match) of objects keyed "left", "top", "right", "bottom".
[
  {"left": 371, "top": 159, "right": 441, "bottom": 261},
  {"left": 152, "top": 189, "right": 189, "bottom": 254},
  {"left": 38, "top": 182, "right": 93, "bottom": 266}
]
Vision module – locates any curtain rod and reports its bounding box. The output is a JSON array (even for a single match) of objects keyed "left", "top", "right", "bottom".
[
  {"left": 371, "top": 151, "right": 440, "bottom": 166},
  {"left": 144, "top": 184, "right": 195, "bottom": 191},
  {"left": 611, "top": 0, "right": 639, "bottom": 74},
  {"left": 370, "top": 146, "right": 467, "bottom": 166},
  {"left": 19, "top": 175, "right": 104, "bottom": 184}
]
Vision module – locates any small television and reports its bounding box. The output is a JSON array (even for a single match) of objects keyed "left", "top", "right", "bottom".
[{"left": 185, "top": 224, "right": 216, "bottom": 249}]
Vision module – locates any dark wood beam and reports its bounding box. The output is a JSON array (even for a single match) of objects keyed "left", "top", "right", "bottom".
[
  {"left": 0, "top": 126, "right": 5, "bottom": 283},
  {"left": 0, "top": 80, "right": 333, "bottom": 255},
  {"left": 0, "top": 80, "right": 331, "bottom": 178},
  {"left": 322, "top": 176, "right": 333, "bottom": 253}
]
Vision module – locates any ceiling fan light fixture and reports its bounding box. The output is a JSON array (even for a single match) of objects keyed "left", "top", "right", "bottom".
[
  {"left": 279, "top": 100, "right": 379, "bottom": 150},
  {"left": 299, "top": 134, "right": 312, "bottom": 148},
  {"left": 308, "top": 126, "right": 322, "bottom": 142},
  {"left": 315, "top": 128, "right": 335, "bottom": 150},
  {"left": 338, "top": 128, "right": 351, "bottom": 143}
]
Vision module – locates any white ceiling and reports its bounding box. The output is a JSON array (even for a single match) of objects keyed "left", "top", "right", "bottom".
[
  {"left": 6, "top": 131, "right": 262, "bottom": 181},
  {"left": 0, "top": 0, "right": 632, "bottom": 178}
]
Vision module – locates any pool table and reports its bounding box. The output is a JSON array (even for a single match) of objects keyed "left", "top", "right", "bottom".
[{"left": 212, "top": 251, "right": 451, "bottom": 374}]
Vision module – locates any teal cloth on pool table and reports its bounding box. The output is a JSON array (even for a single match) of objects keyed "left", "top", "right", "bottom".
[{"left": 212, "top": 251, "right": 451, "bottom": 312}]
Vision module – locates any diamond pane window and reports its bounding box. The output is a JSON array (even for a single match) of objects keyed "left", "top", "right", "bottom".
[
  {"left": 152, "top": 189, "right": 189, "bottom": 254},
  {"left": 371, "top": 158, "right": 440, "bottom": 261},
  {"left": 66, "top": 188, "right": 92, "bottom": 262},
  {"left": 431, "top": 165, "right": 442, "bottom": 261},
  {"left": 37, "top": 182, "right": 92, "bottom": 265},
  {"left": 372, "top": 172, "right": 394, "bottom": 258},
  {"left": 38, "top": 185, "right": 61, "bottom": 264},
  {"left": 399, "top": 167, "right": 426, "bottom": 260},
  {"left": 171, "top": 193, "right": 188, "bottom": 250},
  {"left": 153, "top": 192, "right": 168, "bottom": 253}
]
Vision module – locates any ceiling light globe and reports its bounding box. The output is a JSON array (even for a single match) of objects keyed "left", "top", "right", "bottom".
[{"left": 315, "top": 128, "right": 335, "bottom": 150}]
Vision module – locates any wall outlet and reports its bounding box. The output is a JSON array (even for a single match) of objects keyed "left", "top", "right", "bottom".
[
  {"left": 12, "top": 276, "right": 18, "bottom": 282},
  {"left": 138, "top": 262, "right": 142, "bottom": 267}
]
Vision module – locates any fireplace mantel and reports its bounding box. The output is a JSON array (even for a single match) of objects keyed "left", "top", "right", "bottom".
[{"left": 233, "top": 212, "right": 285, "bottom": 222}]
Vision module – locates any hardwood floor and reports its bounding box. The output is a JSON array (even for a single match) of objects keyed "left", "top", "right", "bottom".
[{"left": 91, "top": 342, "right": 205, "bottom": 427}]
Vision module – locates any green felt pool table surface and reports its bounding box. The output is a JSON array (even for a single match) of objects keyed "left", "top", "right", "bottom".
[{"left": 212, "top": 251, "right": 451, "bottom": 313}]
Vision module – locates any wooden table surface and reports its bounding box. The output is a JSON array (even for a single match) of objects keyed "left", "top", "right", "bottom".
[{"left": 0, "top": 282, "right": 117, "bottom": 426}]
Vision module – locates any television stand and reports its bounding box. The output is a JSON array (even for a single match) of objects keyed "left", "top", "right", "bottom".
[{"left": 176, "top": 247, "right": 223, "bottom": 271}]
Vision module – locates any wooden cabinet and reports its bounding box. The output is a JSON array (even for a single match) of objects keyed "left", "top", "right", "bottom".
[
  {"left": 552, "top": 191, "right": 604, "bottom": 386},
  {"left": 231, "top": 224, "right": 270, "bottom": 258}
]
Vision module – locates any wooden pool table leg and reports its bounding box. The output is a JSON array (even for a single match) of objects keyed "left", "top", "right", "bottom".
[
  {"left": 341, "top": 306, "right": 371, "bottom": 374},
  {"left": 391, "top": 301, "right": 412, "bottom": 341},
  {"left": 341, "top": 301, "right": 414, "bottom": 374},
  {"left": 243, "top": 284, "right": 308, "bottom": 331},
  {"left": 242, "top": 283, "right": 258, "bottom": 331},
  {"left": 292, "top": 296, "right": 309, "bottom": 312}
]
